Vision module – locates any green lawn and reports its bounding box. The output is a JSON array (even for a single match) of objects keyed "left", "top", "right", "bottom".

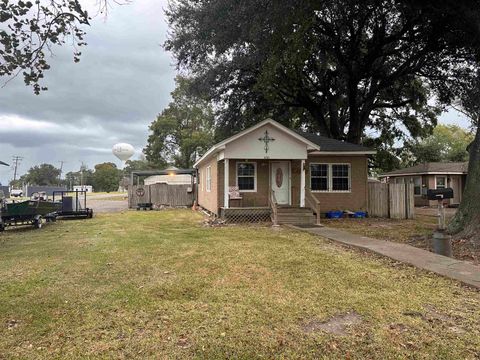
[{"left": 1, "top": 210, "right": 479, "bottom": 359}]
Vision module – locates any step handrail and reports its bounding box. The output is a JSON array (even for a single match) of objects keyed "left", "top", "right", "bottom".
[
  {"left": 269, "top": 190, "right": 278, "bottom": 226},
  {"left": 305, "top": 188, "right": 321, "bottom": 225}
]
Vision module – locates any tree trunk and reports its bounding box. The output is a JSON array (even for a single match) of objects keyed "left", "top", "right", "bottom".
[{"left": 448, "top": 121, "right": 480, "bottom": 242}]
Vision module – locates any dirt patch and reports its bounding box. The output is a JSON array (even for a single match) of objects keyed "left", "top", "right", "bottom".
[
  {"left": 301, "top": 312, "right": 362, "bottom": 335},
  {"left": 403, "top": 305, "right": 467, "bottom": 334}
]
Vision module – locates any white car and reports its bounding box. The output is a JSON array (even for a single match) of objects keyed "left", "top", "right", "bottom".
[{"left": 10, "top": 189, "right": 23, "bottom": 197}]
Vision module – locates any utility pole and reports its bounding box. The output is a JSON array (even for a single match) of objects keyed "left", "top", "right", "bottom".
[
  {"left": 79, "top": 161, "right": 86, "bottom": 187},
  {"left": 58, "top": 161, "right": 66, "bottom": 183},
  {"left": 11, "top": 155, "right": 23, "bottom": 183}
]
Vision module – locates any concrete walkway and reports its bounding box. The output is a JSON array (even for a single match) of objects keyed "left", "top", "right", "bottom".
[{"left": 292, "top": 225, "right": 480, "bottom": 289}]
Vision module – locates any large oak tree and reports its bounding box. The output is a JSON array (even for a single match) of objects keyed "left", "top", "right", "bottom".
[{"left": 165, "top": 0, "right": 473, "bottom": 144}]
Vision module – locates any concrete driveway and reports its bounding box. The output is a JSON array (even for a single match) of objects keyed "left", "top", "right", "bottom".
[{"left": 87, "top": 193, "right": 128, "bottom": 213}]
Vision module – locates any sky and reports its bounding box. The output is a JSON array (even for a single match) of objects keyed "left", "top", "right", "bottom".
[
  {"left": 0, "top": 0, "right": 175, "bottom": 185},
  {"left": 0, "top": 1, "right": 472, "bottom": 185}
]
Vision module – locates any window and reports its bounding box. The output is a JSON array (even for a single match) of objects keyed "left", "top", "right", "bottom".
[
  {"left": 413, "top": 177, "right": 422, "bottom": 196},
  {"left": 332, "top": 164, "right": 350, "bottom": 191},
  {"left": 206, "top": 166, "right": 212, "bottom": 192},
  {"left": 436, "top": 176, "right": 446, "bottom": 189},
  {"left": 237, "top": 162, "right": 256, "bottom": 191},
  {"left": 310, "top": 163, "right": 351, "bottom": 192},
  {"left": 310, "top": 164, "right": 329, "bottom": 191}
]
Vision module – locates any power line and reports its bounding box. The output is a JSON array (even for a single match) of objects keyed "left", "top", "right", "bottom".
[{"left": 11, "top": 156, "right": 23, "bottom": 182}]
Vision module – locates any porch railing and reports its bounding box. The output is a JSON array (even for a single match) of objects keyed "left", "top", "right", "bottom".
[
  {"left": 305, "top": 188, "right": 321, "bottom": 225},
  {"left": 269, "top": 190, "right": 278, "bottom": 226}
]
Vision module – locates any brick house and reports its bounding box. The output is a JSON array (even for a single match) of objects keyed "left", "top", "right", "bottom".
[
  {"left": 379, "top": 162, "right": 468, "bottom": 207},
  {"left": 194, "top": 119, "right": 375, "bottom": 224}
]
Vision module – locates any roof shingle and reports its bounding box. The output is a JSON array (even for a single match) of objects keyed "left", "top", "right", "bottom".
[
  {"left": 296, "top": 131, "right": 374, "bottom": 152},
  {"left": 381, "top": 162, "right": 468, "bottom": 177}
]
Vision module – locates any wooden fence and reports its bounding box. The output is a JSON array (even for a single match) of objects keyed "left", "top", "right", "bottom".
[
  {"left": 128, "top": 184, "right": 194, "bottom": 209},
  {"left": 368, "top": 183, "right": 414, "bottom": 219}
]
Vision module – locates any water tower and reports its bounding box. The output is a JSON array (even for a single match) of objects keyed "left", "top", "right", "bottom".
[{"left": 112, "top": 143, "right": 135, "bottom": 168}]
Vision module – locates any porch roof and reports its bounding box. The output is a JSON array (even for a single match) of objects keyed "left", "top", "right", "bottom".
[{"left": 194, "top": 119, "right": 320, "bottom": 167}]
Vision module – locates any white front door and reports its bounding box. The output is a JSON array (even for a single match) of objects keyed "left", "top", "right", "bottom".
[{"left": 271, "top": 161, "right": 290, "bottom": 205}]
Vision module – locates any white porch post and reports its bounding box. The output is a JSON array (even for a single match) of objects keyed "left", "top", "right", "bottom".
[
  {"left": 300, "top": 159, "right": 305, "bottom": 207},
  {"left": 224, "top": 158, "right": 229, "bottom": 209}
]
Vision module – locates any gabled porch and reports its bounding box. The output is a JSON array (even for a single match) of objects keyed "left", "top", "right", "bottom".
[{"left": 219, "top": 158, "right": 321, "bottom": 225}]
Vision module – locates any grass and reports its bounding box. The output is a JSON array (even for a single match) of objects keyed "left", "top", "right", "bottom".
[
  {"left": 323, "top": 215, "right": 437, "bottom": 246},
  {"left": 1, "top": 210, "right": 480, "bottom": 359}
]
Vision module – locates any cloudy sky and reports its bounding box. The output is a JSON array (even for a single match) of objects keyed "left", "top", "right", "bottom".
[
  {"left": 0, "top": 0, "right": 175, "bottom": 184},
  {"left": 0, "top": 0, "right": 472, "bottom": 185}
]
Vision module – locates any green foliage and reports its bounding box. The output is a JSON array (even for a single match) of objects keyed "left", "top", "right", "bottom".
[
  {"left": 406, "top": 125, "right": 473, "bottom": 164},
  {"left": 144, "top": 76, "right": 215, "bottom": 168},
  {"left": 123, "top": 160, "right": 154, "bottom": 174},
  {"left": 64, "top": 167, "right": 94, "bottom": 189},
  {"left": 165, "top": 0, "right": 474, "bottom": 144},
  {"left": 20, "top": 163, "right": 61, "bottom": 186},
  {"left": 92, "top": 162, "right": 122, "bottom": 192},
  {"left": 0, "top": 0, "right": 90, "bottom": 94}
]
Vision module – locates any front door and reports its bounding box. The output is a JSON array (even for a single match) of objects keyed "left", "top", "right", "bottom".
[{"left": 271, "top": 161, "right": 290, "bottom": 205}]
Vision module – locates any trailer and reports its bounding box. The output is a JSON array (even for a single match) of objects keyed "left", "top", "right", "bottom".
[
  {"left": 52, "top": 190, "right": 93, "bottom": 219},
  {"left": 0, "top": 199, "right": 60, "bottom": 231}
]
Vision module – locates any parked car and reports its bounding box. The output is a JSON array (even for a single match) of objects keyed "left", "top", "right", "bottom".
[
  {"left": 31, "top": 191, "right": 48, "bottom": 201},
  {"left": 10, "top": 189, "right": 23, "bottom": 197}
]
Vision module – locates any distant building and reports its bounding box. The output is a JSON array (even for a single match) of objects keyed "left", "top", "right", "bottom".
[
  {"left": 144, "top": 166, "right": 193, "bottom": 186},
  {"left": 379, "top": 162, "right": 468, "bottom": 207},
  {"left": 73, "top": 185, "right": 93, "bottom": 193}
]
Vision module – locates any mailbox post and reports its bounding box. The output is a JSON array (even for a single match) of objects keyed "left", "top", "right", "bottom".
[{"left": 427, "top": 188, "right": 454, "bottom": 257}]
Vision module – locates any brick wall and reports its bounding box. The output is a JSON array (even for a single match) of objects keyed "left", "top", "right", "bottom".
[
  {"left": 306, "top": 155, "right": 368, "bottom": 211},
  {"left": 200, "top": 155, "right": 369, "bottom": 213}
]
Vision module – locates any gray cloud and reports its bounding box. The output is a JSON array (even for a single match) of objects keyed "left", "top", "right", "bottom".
[{"left": 0, "top": 0, "right": 174, "bottom": 184}]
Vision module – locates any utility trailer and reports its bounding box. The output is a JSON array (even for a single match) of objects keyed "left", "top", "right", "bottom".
[
  {"left": 0, "top": 199, "right": 60, "bottom": 231},
  {"left": 52, "top": 190, "right": 93, "bottom": 219}
]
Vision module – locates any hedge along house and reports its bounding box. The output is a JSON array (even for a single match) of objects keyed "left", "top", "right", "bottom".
[
  {"left": 379, "top": 162, "right": 468, "bottom": 207},
  {"left": 194, "top": 119, "right": 375, "bottom": 224}
]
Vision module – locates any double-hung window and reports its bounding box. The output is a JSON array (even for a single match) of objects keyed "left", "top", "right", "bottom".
[
  {"left": 413, "top": 176, "right": 422, "bottom": 196},
  {"left": 237, "top": 162, "right": 256, "bottom": 191},
  {"left": 310, "top": 163, "right": 351, "bottom": 192},
  {"left": 206, "top": 166, "right": 212, "bottom": 192},
  {"left": 332, "top": 164, "right": 350, "bottom": 191},
  {"left": 310, "top": 164, "right": 329, "bottom": 191},
  {"left": 436, "top": 176, "right": 446, "bottom": 189}
]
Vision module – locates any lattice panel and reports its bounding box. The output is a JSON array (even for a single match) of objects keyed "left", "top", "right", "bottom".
[{"left": 222, "top": 208, "right": 272, "bottom": 223}]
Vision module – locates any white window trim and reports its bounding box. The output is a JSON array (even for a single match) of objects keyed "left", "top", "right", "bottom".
[
  {"left": 310, "top": 163, "right": 351, "bottom": 193},
  {"left": 236, "top": 161, "right": 257, "bottom": 192},
  {"left": 435, "top": 175, "right": 446, "bottom": 189},
  {"left": 206, "top": 166, "right": 212, "bottom": 192}
]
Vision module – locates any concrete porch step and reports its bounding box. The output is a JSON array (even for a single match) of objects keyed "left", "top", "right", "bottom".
[{"left": 276, "top": 206, "right": 315, "bottom": 225}]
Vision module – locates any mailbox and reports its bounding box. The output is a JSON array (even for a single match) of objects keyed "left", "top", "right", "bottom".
[{"left": 427, "top": 188, "right": 454, "bottom": 201}]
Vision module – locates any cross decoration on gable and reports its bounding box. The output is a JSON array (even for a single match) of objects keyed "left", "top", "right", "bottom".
[{"left": 258, "top": 130, "right": 275, "bottom": 154}]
